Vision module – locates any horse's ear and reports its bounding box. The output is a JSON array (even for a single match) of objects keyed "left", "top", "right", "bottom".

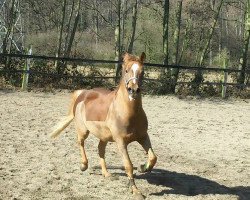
[{"left": 140, "top": 52, "right": 146, "bottom": 63}]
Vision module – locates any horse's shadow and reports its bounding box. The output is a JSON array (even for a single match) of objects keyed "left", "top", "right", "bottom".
[{"left": 135, "top": 168, "right": 250, "bottom": 200}]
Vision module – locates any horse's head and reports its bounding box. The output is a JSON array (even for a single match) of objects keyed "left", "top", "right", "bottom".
[{"left": 122, "top": 52, "right": 146, "bottom": 101}]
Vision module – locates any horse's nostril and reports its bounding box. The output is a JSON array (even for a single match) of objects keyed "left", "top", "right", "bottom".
[{"left": 128, "top": 87, "right": 132, "bottom": 93}]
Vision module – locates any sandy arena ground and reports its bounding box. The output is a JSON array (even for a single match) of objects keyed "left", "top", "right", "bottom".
[{"left": 0, "top": 90, "right": 249, "bottom": 200}]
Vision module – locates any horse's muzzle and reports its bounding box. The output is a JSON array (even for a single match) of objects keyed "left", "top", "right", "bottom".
[
  {"left": 127, "top": 87, "right": 140, "bottom": 100},
  {"left": 127, "top": 87, "right": 140, "bottom": 95}
]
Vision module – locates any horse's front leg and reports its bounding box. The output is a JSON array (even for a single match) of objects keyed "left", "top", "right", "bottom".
[
  {"left": 116, "top": 141, "right": 143, "bottom": 198},
  {"left": 138, "top": 134, "right": 157, "bottom": 173}
]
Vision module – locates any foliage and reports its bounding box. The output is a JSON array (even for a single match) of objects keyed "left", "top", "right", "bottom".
[
  {"left": 213, "top": 48, "right": 231, "bottom": 67},
  {"left": 0, "top": 0, "right": 249, "bottom": 97}
]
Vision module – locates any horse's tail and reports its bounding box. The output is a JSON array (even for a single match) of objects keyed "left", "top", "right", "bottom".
[
  {"left": 50, "top": 90, "right": 83, "bottom": 139},
  {"left": 50, "top": 115, "right": 74, "bottom": 139}
]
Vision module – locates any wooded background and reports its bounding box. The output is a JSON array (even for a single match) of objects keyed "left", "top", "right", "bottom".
[{"left": 0, "top": 0, "right": 249, "bottom": 95}]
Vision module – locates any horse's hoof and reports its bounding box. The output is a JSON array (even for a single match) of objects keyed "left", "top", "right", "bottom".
[
  {"left": 80, "top": 164, "right": 88, "bottom": 171},
  {"left": 103, "top": 173, "right": 119, "bottom": 181},
  {"left": 102, "top": 172, "right": 112, "bottom": 178},
  {"left": 110, "top": 174, "right": 119, "bottom": 181},
  {"left": 138, "top": 164, "right": 145, "bottom": 173},
  {"left": 107, "top": 175, "right": 120, "bottom": 181},
  {"left": 138, "top": 164, "right": 150, "bottom": 173}
]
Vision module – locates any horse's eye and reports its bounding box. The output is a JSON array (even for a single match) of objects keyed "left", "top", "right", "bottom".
[{"left": 125, "top": 69, "right": 128, "bottom": 73}]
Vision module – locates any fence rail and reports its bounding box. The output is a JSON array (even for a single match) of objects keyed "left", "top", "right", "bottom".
[
  {"left": 1, "top": 69, "right": 249, "bottom": 87},
  {"left": 1, "top": 53, "right": 250, "bottom": 73},
  {"left": 0, "top": 53, "right": 250, "bottom": 96}
]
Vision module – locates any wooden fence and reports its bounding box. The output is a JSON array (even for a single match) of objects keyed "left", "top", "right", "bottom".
[{"left": 0, "top": 53, "right": 250, "bottom": 97}]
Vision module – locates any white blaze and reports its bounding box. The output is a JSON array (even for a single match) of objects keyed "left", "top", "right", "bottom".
[
  {"left": 131, "top": 63, "right": 139, "bottom": 84},
  {"left": 128, "top": 95, "right": 134, "bottom": 101}
]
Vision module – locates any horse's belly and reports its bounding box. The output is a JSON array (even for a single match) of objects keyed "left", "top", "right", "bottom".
[{"left": 85, "top": 121, "right": 114, "bottom": 142}]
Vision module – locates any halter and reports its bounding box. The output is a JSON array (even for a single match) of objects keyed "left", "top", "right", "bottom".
[{"left": 125, "top": 77, "right": 138, "bottom": 87}]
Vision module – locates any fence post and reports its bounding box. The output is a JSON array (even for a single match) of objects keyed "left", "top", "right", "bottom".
[
  {"left": 21, "top": 46, "right": 32, "bottom": 90},
  {"left": 221, "top": 57, "right": 228, "bottom": 98},
  {"left": 54, "top": 53, "right": 58, "bottom": 68}
]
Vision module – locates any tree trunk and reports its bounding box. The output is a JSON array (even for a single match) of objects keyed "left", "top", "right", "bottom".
[
  {"left": 57, "top": 0, "right": 67, "bottom": 58},
  {"left": 179, "top": 16, "right": 192, "bottom": 64},
  {"left": 109, "top": 0, "right": 114, "bottom": 25},
  {"left": 64, "top": 0, "right": 81, "bottom": 58},
  {"left": 121, "top": 0, "right": 125, "bottom": 52},
  {"left": 127, "top": 0, "right": 138, "bottom": 54},
  {"left": 115, "top": 0, "right": 122, "bottom": 83},
  {"left": 2, "top": 0, "right": 16, "bottom": 69},
  {"left": 170, "top": 0, "right": 183, "bottom": 93},
  {"left": 64, "top": 0, "right": 75, "bottom": 53},
  {"left": 239, "top": 1, "right": 243, "bottom": 37},
  {"left": 209, "top": 1, "right": 216, "bottom": 66},
  {"left": 159, "top": 0, "right": 170, "bottom": 94},
  {"left": 2, "top": 0, "right": 16, "bottom": 54},
  {"left": 94, "top": 0, "right": 99, "bottom": 47},
  {"left": 210, "top": 0, "right": 216, "bottom": 11},
  {"left": 163, "top": 0, "right": 169, "bottom": 66},
  {"left": 199, "top": 0, "right": 224, "bottom": 67},
  {"left": 192, "top": 0, "right": 224, "bottom": 92},
  {"left": 238, "top": 0, "right": 250, "bottom": 85}
]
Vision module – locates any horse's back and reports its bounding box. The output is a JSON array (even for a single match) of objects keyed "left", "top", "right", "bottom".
[{"left": 74, "top": 88, "right": 116, "bottom": 122}]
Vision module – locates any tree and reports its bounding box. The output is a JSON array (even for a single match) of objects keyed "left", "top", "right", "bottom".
[
  {"left": 199, "top": 0, "right": 224, "bottom": 67},
  {"left": 127, "top": 0, "right": 138, "bottom": 54},
  {"left": 238, "top": 0, "right": 250, "bottom": 85},
  {"left": 170, "top": 0, "right": 183, "bottom": 93},
  {"left": 93, "top": 0, "right": 99, "bottom": 46},
  {"left": 57, "top": 0, "right": 67, "bottom": 58},
  {"left": 179, "top": 15, "right": 192, "bottom": 64},
  {"left": 2, "top": 0, "right": 17, "bottom": 68},
  {"left": 115, "top": 0, "right": 122, "bottom": 83},
  {"left": 2, "top": 0, "right": 16, "bottom": 55},
  {"left": 64, "top": 0, "right": 81, "bottom": 58},
  {"left": 192, "top": 0, "right": 224, "bottom": 92},
  {"left": 163, "top": 0, "right": 169, "bottom": 66},
  {"left": 64, "top": 0, "right": 76, "bottom": 54}
]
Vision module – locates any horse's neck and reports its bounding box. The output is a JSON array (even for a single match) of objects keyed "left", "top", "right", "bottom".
[{"left": 115, "top": 82, "right": 142, "bottom": 116}]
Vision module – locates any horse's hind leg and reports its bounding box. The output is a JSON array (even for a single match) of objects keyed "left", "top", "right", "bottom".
[
  {"left": 98, "top": 140, "right": 111, "bottom": 177},
  {"left": 138, "top": 134, "right": 157, "bottom": 173},
  {"left": 77, "top": 127, "right": 89, "bottom": 171}
]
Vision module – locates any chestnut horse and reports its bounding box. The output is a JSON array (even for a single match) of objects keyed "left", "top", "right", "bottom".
[{"left": 50, "top": 52, "right": 157, "bottom": 198}]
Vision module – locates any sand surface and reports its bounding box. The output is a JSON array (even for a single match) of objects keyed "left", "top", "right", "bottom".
[{"left": 0, "top": 90, "right": 249, "bottom": 200}]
